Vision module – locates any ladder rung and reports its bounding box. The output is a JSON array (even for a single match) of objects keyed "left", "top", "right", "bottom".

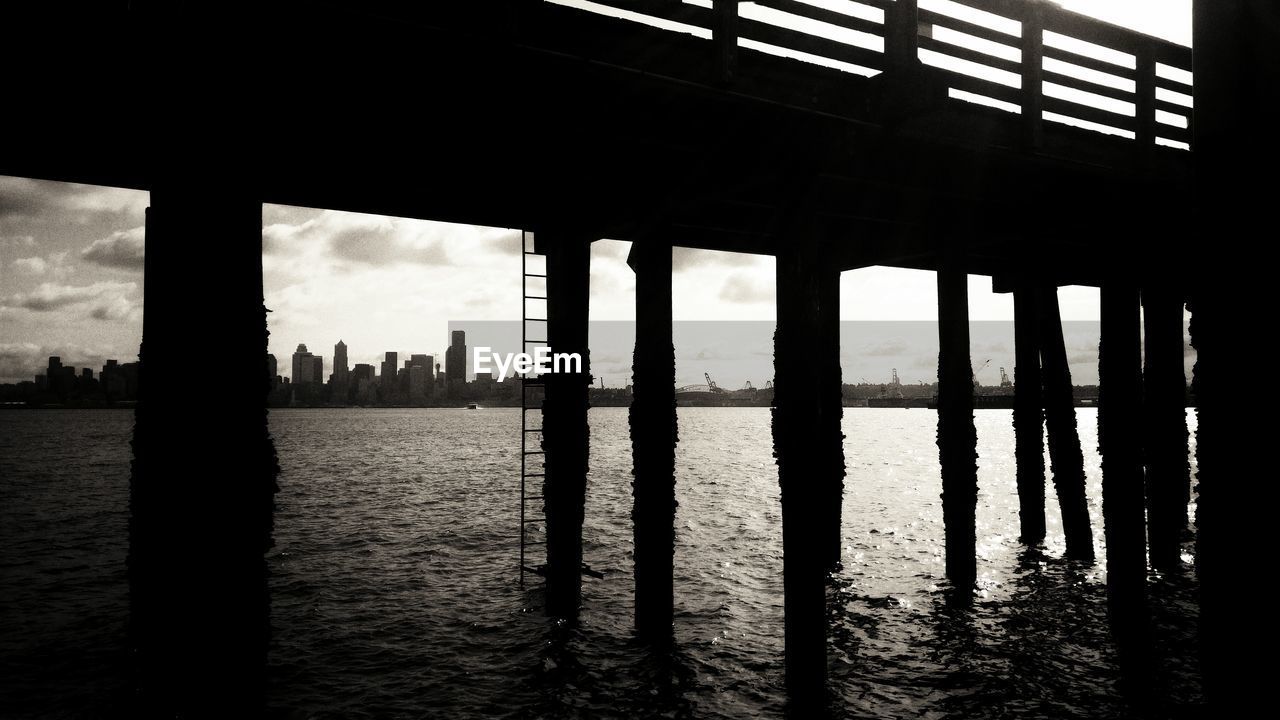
[
  {"left": 523, "top": 495, "right": 544, "bottom": 501},
  {"left": 524, "top": 272, "right": 546, "bottom": 278},
  {"left": 523, "top": 450, "right": 545, "bottom": 455},
  {"left": 524, "top": 338, "right": 548, "bottom": 344},
  {"left": 521, "top": 518, "right": 542, "bottom": 525},
  {"left": 524, "top": 473, "right": 545, "bottom": 479},
  {"left": 523, "top": 428, "right": 543, "bottom": 433},
  {"left": 521, "top": 565, "right": 547, "bottom": 576},
  {"left": 524, "top": 295, "right": 547, "bottom": 300},
  {"left": 524, "top": 540, "right": 546, "bottom": 546}
]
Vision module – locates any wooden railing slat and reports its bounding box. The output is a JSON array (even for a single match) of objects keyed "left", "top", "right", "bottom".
[
  {"left": 1043, "top": 95, "right": 1138, "bottom": 132},
  {"left": 934, "top": 67, "right": 1024, "bottom": 106},
  {"left": 738, "top": 16, "right": 888, "bottom": 72},
  {"left": 585, "top": 0, "right": 715, "bottom": 28},
  {"left": 1042, "top": 69, "right": 1134, "bottom": 103},
  {"left": 918, "top": 34, "right": 1021, "bottom": 76},
  {"left": 1042, "top": 45, "right": 1138, "bottom": 81},
  {"left": 917, "top": 7, "right": 1019, "bottom": 48},
  {"left": 1154, "top": 74, "right": 1194, "bottom": 94},
  {"left": 753, "top": 0, "right": 885, "bottom": 39}
]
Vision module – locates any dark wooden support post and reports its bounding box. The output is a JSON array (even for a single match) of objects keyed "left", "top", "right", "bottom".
[
  {"left": 628, "top": 241, "right": 677, "bottom": 638},
  {"left": 1098, "top": 284, "right": 1147, "bottom": 618},
  {"left": 712, "top": 0, "right": 738, "bottom": 84},
  {"left": 130, "top": 178, "right": 277, "bottom": 716},
  {"left": 1192, "top": 1, "right": 1273, "bottom": 709},
  {"left": 1012, "top": 287, "right": 1047, "bottom": 544},
  {"left": 936, "top": 262, "right": 978, "bottom": 589},
  {"left": 1142, "top": 286, "right": 1189, "bottom": 571},
  {"left": 1020, "top": 0, "right": 1046, "bottom": 149},
  {"left": 1134, "top": 43, "right": 1157, "bottom": 149},
  {"left": 886, "top": 0, "right": 919, "bottom": 72},
  {"left": 774, "top": 240, "right": 840, "bottom": 698},
  {"left": 1036, "top": 286, "right": 1094, "bottom": 561},
  {"left": 542, "top": 231, "right": 592, "bottom": 619},
  {"left": 817, "top": 266, "right": 845, "bottom": 570}
]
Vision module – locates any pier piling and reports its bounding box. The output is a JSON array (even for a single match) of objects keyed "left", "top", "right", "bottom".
[
  {"left": 628, "top": 241, "right": 678, "bottom": 637},
  {"left": 1012, "top": 286, "right": 1047, "bottom": 544},
  {"left": 130, "top": 177, "right": 276, "bottom": 715},
  {"left": 1037, "top": 286, "right": 1095, "bottom": 562},
  {"left": 1098, "top": 283, "right": 1148, "bottom": 618},
  {"left": 773, "top": 241, "right": 838, "bottom": 697},
  {"left": 936, "top": 261, "right": 978, "bottom": 589},
  {"left": 1141, "top": 286, "right": 1189, "bottom": 571},
  {"left": 541, "top": 231, "right": 593, "bottom": 619}
]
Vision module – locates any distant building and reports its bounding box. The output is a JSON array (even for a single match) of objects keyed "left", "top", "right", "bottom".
[
  {"left": 352, "top": 363, "right": 375, "bottom": 384},
  {"left": 333, "top": 340, "right": 349, "bottom": 384},
  {"left": 266, "top": 354, "right": 278, "bottom": 380},
  {"left": 381, "top": 351, "right": 399, "bottom": 385},
  {"left": 312, "top": 356, "right": 323, "bottom": 385},
  {"left": 292, "top": 344, "right": 317, "bottom": 384},
  {"left": 445, "top": 331, "right": 466, "bottom": 388},
  {"left": 409, "top": 365, "right": 427, "bottom": 399},
  {"left": 46, "top": 356, "right": 75, "bottom": 395}
]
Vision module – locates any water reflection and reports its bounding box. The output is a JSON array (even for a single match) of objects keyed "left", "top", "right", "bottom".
[{"left": 525, "top": 615, "right": 699, "bottom": 719}]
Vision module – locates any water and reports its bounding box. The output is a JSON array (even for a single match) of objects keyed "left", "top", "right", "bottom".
[{"left": 0, "top": 408, "right": 1203, "bottom": 718}]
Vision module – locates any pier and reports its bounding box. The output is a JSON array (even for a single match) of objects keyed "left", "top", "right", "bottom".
[{"left": 5, "top": 0, "right": 1272, "bottom": 714}]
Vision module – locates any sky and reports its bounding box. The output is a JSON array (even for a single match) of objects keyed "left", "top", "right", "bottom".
[{"left": 0, "top": 0, "right": 1192, "bottom": 387}]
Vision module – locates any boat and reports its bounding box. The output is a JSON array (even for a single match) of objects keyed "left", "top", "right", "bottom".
[{"left": 466, "top": 402, "right": 481, "bottom": 410}]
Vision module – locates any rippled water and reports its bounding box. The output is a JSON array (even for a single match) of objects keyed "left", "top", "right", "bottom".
[{"left": 1, "top": 408, "right": 1203, "bottom": 718}]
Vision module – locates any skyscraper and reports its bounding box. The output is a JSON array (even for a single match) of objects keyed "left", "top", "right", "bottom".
[
  {"left": 381, "top": 351, "right": 398, "bottom": 385},
  {"left": 333, "top": 340, "right": 349, "bottom": 384},
  {"left": 445, "top": 331, "right": 466, "bottom": 387},
  {"left": 292, "top": 344, "right": 316, "bottom": 384},
  {"left": 411, "top": 353, "right": 435, "bottom": 392},
  {"left": 312, "top": 356, "right": 324, "bottom": 385},
  {"left": 266, "top": 353, "right": 278, "bottom": 381}
]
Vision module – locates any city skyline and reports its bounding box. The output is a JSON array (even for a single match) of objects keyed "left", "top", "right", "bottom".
[{"left": 2, "top": 176, "right": 1127, "bottom": 386}]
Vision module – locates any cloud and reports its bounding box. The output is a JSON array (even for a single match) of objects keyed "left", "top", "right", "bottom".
[
  {"left": 12, "top": 256, "right": 47, "bottom": 275},
  {"left": 672, "top": 247, "right": 763, "bottom": 272},
  {"left": 718, "top": 274, "right": 775, "bottom": 304},
  {"left": 81, "top": 226, "right": 145, "bottom": 270},
  {"left": 0, "top": 176, "right": 147, "bottom": 223},
  {"left": 329, "top": 222, "right": 451, "bottom": 266},
  {"left": 860, "top": 339, "right": 911, "bottom": 356},
  {"left": 9, "top": 251, "right": 73, "bottom": 279},
  {"left": 1, "top": 281, "right": 139, "bottom": 322},
  {"left": 1, "top": 234, "right": 36, "bottom": 248},
  {"left": 1066, "top": 351, "right": 1097, "bottom": 366}
]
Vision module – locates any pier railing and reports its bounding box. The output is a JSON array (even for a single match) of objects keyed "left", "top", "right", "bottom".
[{"left": 549, "top": 0, "right": 1193, "bottom": 150}]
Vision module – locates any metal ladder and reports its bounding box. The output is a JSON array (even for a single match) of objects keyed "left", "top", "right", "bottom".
[{"left": 520, "top": 231, "right": 548, "bottom": 584}]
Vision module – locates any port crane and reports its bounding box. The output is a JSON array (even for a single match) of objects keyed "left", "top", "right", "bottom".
[
  {"left": 973, "top": 359, "right": 991, "bottom": 387},
  {"left": 704, "top": 372, "right": 725, "bottom": 393}
]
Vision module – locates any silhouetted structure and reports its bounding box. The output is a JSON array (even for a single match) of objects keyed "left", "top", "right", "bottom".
[
  {"left": 627, "top": 242, "right": 678, "bottom": 639},
  {"left": 333, "top": 340, "right": 349, "bottom": 385},
  {"left": 445, "top": 331, "right": 467, "bottom": 394},
  {"left": 4, "top": 0, "right": 1271, "bottom": 714}
]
